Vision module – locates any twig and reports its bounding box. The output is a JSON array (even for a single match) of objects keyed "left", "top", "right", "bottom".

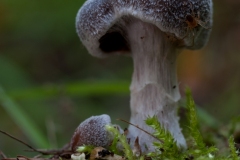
[
  {"left": 25, "top": 149, "right": 73, "bottom": 157},
  {"left": 2, "top": 158, "right": 60, "bottom": 160},
  {"left": 17, "top": 155, "right": 31, "bottom": 160},
  {"left": 25, "top": 143, "right": 73, "bottom": 156},
  {"left": 0, "top": 150, "right": 7, "bottom": 158},
  {"left": 117, "top": 119, "right": 164, "bottom": 143},
  {"left": 0, "top": 130, "right": 38, "bottom": 152},
  {"left": 0, "top": 130, "right": 72, "bottom": 157}
]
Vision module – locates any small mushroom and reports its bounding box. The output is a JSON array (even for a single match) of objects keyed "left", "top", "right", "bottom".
[
  {"left": 76, "top": 0, "right": 213, "bottom": 152},
  {"left": 70, "top": 114, "right": 113, "bottom": 151}
]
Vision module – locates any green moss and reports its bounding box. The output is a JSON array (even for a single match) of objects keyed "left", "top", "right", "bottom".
[
  {"left": 229, "top": 136, "right": 239, "bottom": 160},
  {"left": 145, "top": 115, "right": 180, "bottom": 159},
  {"left": 74, "top": 89, "right": 239, "bottom": 160},
  {"left": 105, "top": 125, "right": 135, "bottom": 159}
]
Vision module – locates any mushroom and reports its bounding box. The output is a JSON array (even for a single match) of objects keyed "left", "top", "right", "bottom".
[
  {"left": 76, "top": 0, "right": 213, "bottom": 152},
  {"left": 70, "top": 114, "right": 113, "bottom": 151}
]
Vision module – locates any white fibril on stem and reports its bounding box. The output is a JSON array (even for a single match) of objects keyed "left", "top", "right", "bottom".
[{"left": 75, "top": 0, "right": 213, "bottom": 153}]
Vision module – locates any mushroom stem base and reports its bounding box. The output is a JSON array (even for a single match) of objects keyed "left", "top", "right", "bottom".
[{"left": 126, "top": 19, "right": 186, "bottom": 152}]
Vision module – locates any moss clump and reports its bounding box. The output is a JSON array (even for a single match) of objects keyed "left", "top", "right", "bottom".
[{"left": 75, "top": 89, "right": 239, "bottom": 160}]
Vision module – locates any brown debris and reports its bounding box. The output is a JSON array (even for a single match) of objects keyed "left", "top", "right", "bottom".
[
  {"left": 90, "top": 147, "right": 125, "bottom": 160},
  {"left": 132, "top": 137, "right": 142, "bottom": 157}
]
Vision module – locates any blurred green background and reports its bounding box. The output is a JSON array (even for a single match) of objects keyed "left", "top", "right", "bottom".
[{"left": 0, "top": 0, "right": 240, "bottom": 157}]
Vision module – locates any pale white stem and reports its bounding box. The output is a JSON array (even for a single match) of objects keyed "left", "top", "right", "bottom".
[{"left": 126, "top": 19, "right": 186, "bottom": 152}]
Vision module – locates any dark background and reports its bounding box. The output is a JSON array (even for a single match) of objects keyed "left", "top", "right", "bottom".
[{"left": 0, "top": 0, "right": 240, "bottom": 156}]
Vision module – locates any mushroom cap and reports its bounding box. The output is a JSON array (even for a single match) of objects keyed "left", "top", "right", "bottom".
[
  {"left": 70, "top": 114, "right": 112, "bottom": 151},
  {"left": 76, "top": 0, "right": 213, "bottom": 58}
]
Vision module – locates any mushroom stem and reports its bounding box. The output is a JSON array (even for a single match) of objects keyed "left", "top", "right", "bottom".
[{"left": 127, "top": 19, "right": 186, "bottom": 152}]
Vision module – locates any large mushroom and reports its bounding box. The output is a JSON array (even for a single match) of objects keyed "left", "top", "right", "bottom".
[{"left": 76, "top": 0, "right": 213, "bottom": 152}]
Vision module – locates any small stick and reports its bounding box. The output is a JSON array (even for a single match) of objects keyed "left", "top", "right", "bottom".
[
  {"left": 117, "top": 119, "right": 164, "bottom": 143},
  {"left": 17, "top": 155, "right": 31, "bottom": 160},
  {"left": 0, "top": 130, "right": 38, "bottom": 152},
  {"left": 0, "top": 150, "right": 7, "bottom": 158},
  {"left": 2, "top": 158, "right": 59, "bottom": 160},
  {"left": 0, "top": 130, "right": 72, "bottom": 156}
]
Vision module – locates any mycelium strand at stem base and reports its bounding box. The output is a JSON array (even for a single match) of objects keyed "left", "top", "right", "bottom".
[{"left": 126, "top": 19, "right": 187, "bottom": 153}]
